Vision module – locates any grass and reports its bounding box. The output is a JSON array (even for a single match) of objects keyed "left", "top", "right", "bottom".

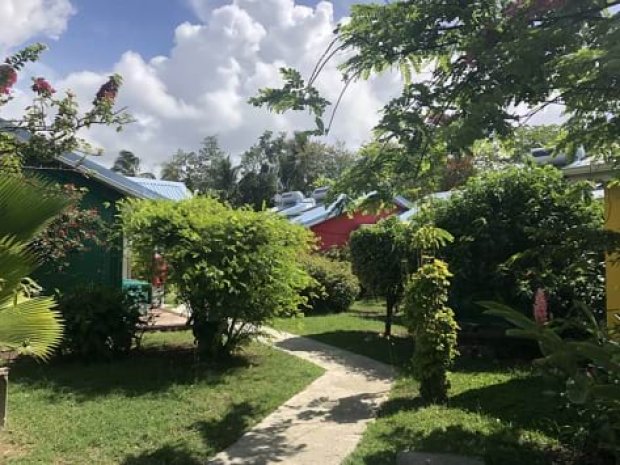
[
  {"left": 271, "top": 298, "right": 413, "bottom": 367},
  {"left": 344, "top": 360, "right": 578, "bottom": 465},
  {"left": 0, "top": 330, "right": 323, "bottom": 465},
  {"left": 273, "top": 300, "right": 582, "bottom": 465}
]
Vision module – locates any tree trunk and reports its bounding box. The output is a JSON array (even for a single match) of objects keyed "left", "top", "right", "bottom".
[
  {"left": 0, "top": 367, "right": 8, "bottom": 429},
  {"left": 385, "top": 296, "right": 394, "bottom": 337}
]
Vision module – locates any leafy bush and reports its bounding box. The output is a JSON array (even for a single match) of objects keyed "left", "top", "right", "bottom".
[
  {"left": 404, "top": 259, "right": 458, "bottom": 404},
  {"left": 120, "top": 196, "right": 312, "bottom": 358},
  {"left": 58, "top": 285, "right": 141, "bottom": 360},
  {"left": 349, "top": 217, "right": 409, "bottom": 335},
  {"left": 300, "top": 254, "right": 359, "bottom": 314},
  {"left": 434, "top": 165, "right": 615, "bottom": 320}
]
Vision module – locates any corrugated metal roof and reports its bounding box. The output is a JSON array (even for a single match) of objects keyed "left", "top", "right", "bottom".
[
  {"left": 128, "top": 177, "right": 192, "bottom": 201},
  {"left": 292, "top": 194, "right": 349, "bottom": 227},
  {"left": 55, "top": 152, "right": 164, "bottom": 200}
]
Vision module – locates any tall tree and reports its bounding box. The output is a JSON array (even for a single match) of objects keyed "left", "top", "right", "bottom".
[
  {"left": 160, "top": 136, "right": 228, "bottom": 194},
  {"left": 252, "top": 0, "right": 620, "bottom": 200}
]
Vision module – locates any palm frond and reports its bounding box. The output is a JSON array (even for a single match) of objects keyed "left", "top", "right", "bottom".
[
  {"left": 0, "top": 176, "right": 69, "bottom": 242},
  {"left": 0, "top": 236, "right": 35, "bottom": 303},
  {"left": 0, "top": 297, "right": 63, "bottom": 360}
]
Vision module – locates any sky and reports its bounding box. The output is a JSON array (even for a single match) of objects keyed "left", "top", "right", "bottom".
[{"left": 0, "top": 0, "right": 561, "bottom": 171}]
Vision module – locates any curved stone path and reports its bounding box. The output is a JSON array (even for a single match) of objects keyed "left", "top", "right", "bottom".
[{"left": 207, "top": 328, "right": 395, "bottom": 465}]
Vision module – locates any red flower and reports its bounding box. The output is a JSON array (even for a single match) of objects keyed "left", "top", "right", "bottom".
[
  {"left": 0, "top": 64, "right": 17, "bottom": 95},
  {"left": 93, "top": 75, "right": 121, "bottom": 105},
  {"left": 31, "top": 77, "right": 55, "bottom": 96}
]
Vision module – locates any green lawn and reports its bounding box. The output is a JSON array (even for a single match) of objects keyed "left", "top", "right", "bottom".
[
  {"left": 271, "top": 299, "right": 413, "bottom": 367},
  {"left": 0, "top": 330, "right": 323, "bottom": 465},
  {"left": 344, "top": 360, "right": 577, "bottom": 465},
  {"left": 273, "top": 301, "right": 581, "bottom": 465}
]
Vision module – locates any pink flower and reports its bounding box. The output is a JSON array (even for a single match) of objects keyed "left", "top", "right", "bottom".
[
  {"left": 31, "top": 77, "right": 55, "bottom": 96},
  {"left": 0, "top": 64, "right": 17, "bottom": 95},
  {"left": 533, "top": 288, "right": 548, "bottom": 325},
  {"left": 93, "top": 75, "right": 121, "bottom": 105}
]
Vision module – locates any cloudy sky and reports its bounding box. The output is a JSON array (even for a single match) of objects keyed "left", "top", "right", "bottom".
[{"left": 1, "top": 0, "right": 562, "bottom": 171}]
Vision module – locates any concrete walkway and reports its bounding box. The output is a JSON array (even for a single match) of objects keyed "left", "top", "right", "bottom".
[{"left": 208, "top": 328, "right": 395, "bottom": 465}]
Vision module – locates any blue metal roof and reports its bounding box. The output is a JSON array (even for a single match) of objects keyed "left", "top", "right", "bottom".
[
  {"left": 128, "top": 177, "right": 192, "bottom": 201},
  {"left": 56, "top": 152, "right": 165, "bottom": 200},
  {"left": 291, "top": 194, "right": 349, "bottom": 227}
]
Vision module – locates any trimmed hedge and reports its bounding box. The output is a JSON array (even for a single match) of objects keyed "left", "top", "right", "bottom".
[{"left": 301, "top": 254, "right": 359, "bottom": 314}]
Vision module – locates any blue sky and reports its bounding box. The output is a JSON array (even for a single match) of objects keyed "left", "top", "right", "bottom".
[
  {"left": 40, "top": 0, "right": 365, "bottom": 75},
  {"left": 2, "top": 0, "right": 390, "bottom": 168}
]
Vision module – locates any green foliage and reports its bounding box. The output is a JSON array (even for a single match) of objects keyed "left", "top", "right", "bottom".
[
  {"left": 299, "top": 254, "right": 359, "bottom": 314},
  {"left": 433, "top": 165, "right": 613, "bottom": 320},
  {"left": 252, "top": 1, "right": 620, "bottom": 192},
  {"left": 57, "top": 285, "right": 141, "bottom": 360},
  {"left": 404, "top": 256, "right": 458, "bottom": 404},
  {"left": 161, "top": 136, "right": 238, "bottom": 201},
  {"left": 0, "top": 176, "right": 66, "bottom": 361},
  {"left": 349, "top": 217, "right": 409, "bottom": 335},
  {"left": 120, "top": 196, "right": 313, "bottom": 357},
  {"left": 481, "top": 301, "right": 620, "bottom": 463}
]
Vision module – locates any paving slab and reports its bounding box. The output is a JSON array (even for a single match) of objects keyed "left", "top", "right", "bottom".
[
  {"left": 397, "top": 451, "right": 485, "bottom": 465},
  {"left": 207, "top": 328, "right": 395, "bottom": 465}
]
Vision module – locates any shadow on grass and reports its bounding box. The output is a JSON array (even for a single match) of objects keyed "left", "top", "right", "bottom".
[
  {"left": 9, "top": 346, "right": 252, "bottom": 401},
  {"left": 299, "top": 330, "right": 413, "bottom": 368},
  {"left": 449, "top": 375, "right": 574, "bottom": 437},
  {"left": 191, "top": 402, "right": 258, "bottom": 452},
  {"left": 363, "top": 424, "right": 561, "bottom": 465},
  {"left": 121, "top": 445, "right": 203, "bottom": 465}
]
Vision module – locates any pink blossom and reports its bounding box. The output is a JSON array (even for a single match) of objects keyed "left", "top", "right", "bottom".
[
  {"left": 533, "top": 288, "right": 548, "bottom": 325},
  {"left": 31, "top": 77, "right": 55, "bottom": 96},
  {"left": 0, "top": 64, "right": 17, "bottom": 95}
]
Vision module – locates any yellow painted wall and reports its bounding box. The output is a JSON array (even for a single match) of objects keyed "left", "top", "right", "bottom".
[{"left": 605, "top": 187, "right": 620, "bottom": 328}]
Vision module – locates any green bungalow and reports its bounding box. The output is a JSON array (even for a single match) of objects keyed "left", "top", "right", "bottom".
[{"left": 25, "top": 151, "right": 191, "bottom": 294}]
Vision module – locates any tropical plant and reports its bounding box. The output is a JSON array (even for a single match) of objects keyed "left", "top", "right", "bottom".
[
  {"left": 120, "top": 196, "right": 313, "bottom": 358},
  {"left": 0, "top": 176, "right": 65, "bottom": 361},
  {"left": 481, "top": 300, "right": 620, "bottom": 463},
  {"left": 349, "top": 217, "right": 409, "bottom": 336},
  {"left": 299, "top": 254, "right": 359, "bottom": 314}
]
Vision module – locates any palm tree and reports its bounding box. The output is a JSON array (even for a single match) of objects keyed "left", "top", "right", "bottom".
[
  {"left": 112, "top": 150, "right": 141, "bottom": 176},
  {"left": 0, "top": 176, "right": 65, "bottom": 360}
]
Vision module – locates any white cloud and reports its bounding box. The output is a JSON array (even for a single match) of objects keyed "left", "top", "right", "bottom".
[
  {"left": 51, "top": 0, "right": 402, "bottom": 171},
  {"left": 0, "top": 0, "right": 75, "bottom": 52}
]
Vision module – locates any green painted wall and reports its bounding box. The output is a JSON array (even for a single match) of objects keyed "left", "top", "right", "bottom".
[{"left": 27, "top": 166, "right": 125, "bottom": 294}]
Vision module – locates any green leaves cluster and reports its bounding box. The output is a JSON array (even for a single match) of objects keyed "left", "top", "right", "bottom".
[
  {"left": 299, "top": 254, "right": 360, "bottom": 314},
  {"left": 252, "top": 1, "right": 619, "bottom": 177},
  {"left": 434, "top": 164, "right": 614, "bottom": 319},
  {"left": 120, "top": 197, "right": 313, "bottom": 357},
  {"left": 349, "top": 217, "right": 410, "bottom": 336},
  {"left": 404, "top": 258, "right": 458, "bottom": 404}
]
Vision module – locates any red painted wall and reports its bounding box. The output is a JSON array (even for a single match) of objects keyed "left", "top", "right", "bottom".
[{"left": 310, "top": 209, "right": 397, "bottom": 250}]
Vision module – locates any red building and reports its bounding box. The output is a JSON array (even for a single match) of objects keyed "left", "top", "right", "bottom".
[{"left": 291, "top": 194, "right": 411, "bottom": 250}]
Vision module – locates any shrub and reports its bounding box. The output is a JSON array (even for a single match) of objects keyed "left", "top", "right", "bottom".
[
  {"left": 58, "top": 285, "right": 141, "bottom": 360},
  {"left": 300, "top": 254, "right": 359, "bottom": 314},
  {"left": 434, "top": 165, "right": 615, "bottom": 320},
  {"left": 404, "top": 225, "right": 458, "bottom": 404},
  {"left": 120, "top": 196, "right": 313, "bottom": 358},
  {"left": 349, "top": 217, "right": 409, "bottom": 335}
]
